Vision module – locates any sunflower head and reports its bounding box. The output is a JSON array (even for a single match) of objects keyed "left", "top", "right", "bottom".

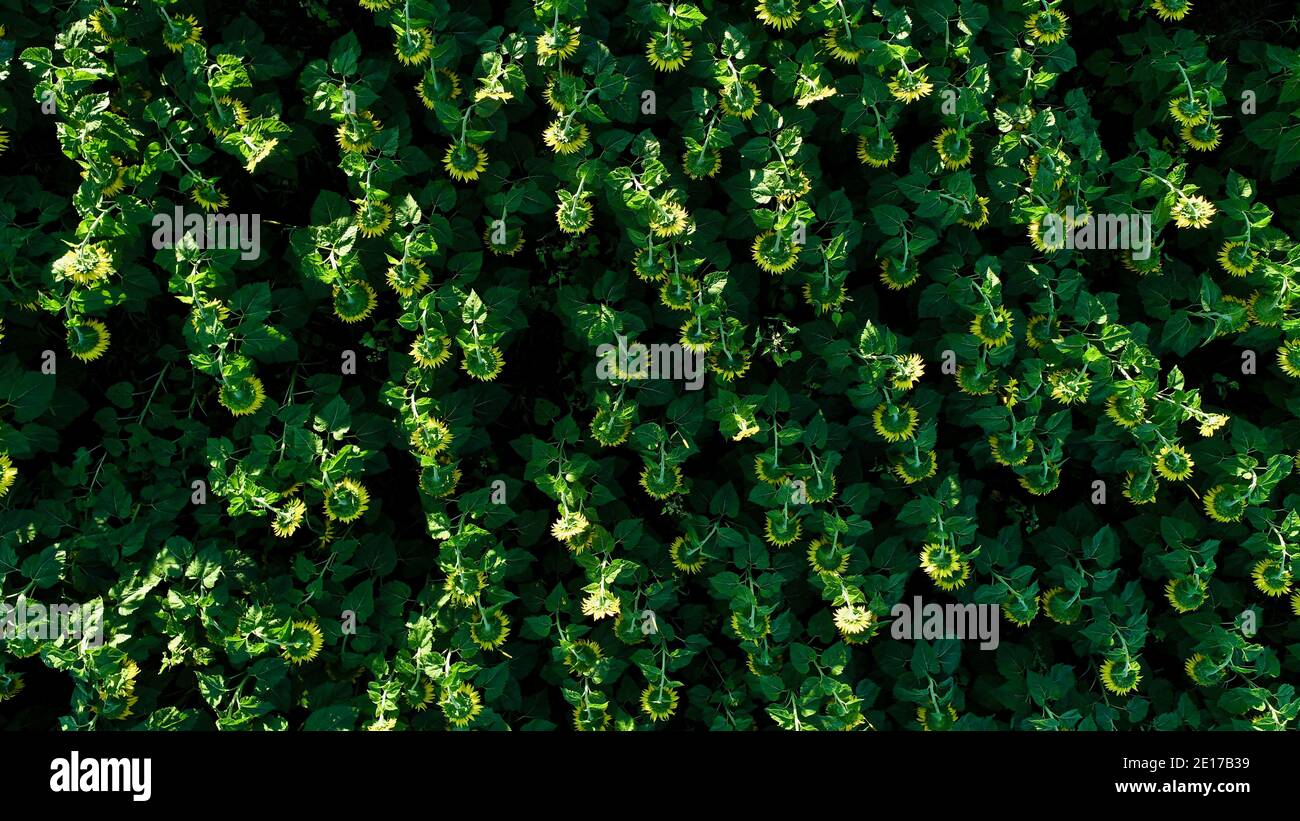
[
  {"left": 1026, "top": 9, "right": 1069, "bottom": 44},
  {"left": 1100, "top": 656, "right": 1142, "bottom": 695},
  {"left": 282, "top": 619, "right": 324, "bottom": 665},
  {"left": 1165, "top": 576, "right": 1207, "bottom": 613},
  {"left": 354, "top": 199, "right": 393, "bottom": 238},
  {"left": 856, "top": 130, "right": 899, "bottom": 168},
  {"left": 646, "top": 31, "right": 692, "bottom": 72},
  {"left": 440, "top": 682, "right": 484, "bottom": 727},
  {"left": 324, "top": 477, "right": 371, "bottom": 523},
  {"left": 332, "top": 280, "right": 378, "bottom": 323},
  {"left": 442, "top": 141, "right": 488, "bottom": 182}
]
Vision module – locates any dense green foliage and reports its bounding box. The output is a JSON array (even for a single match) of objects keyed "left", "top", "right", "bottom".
[{"left": 2, "top": 0, "right": 1300, "bottom": 731}]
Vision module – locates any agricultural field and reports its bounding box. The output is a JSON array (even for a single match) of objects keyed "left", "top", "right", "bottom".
[{"left": 1, "top": 0, "right": 1299, "bottom": 736}]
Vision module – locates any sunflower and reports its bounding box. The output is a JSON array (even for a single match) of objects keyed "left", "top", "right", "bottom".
[
  {"left": 887, "top": 67, "right": 934, "bottom": 103},
  {"left": 872, "top": 402, "right": 919, "bottom": 442},
  {"left": 649, "top": 201, "right": 690, "bottom": 238},
  {"left": 1165, "top": 576, "right": 1207, "bottom": 613},
  {"left": 332, "top": 280, "right": 378, "bottom": 323},
  {"left": 1171, "top": 194, "right": 1216, "bottom": 229},
  {"left": 358, "top": 0, "right": 397, "bottom": 9},
  {"left": 161, "top": 14, "right": 202, "bottom": 52},
  {"left": 218, "top": 374, "right": 265, "bottom": 416},
  {"left": 933, "top": 129, "right": 975, "bottom": 171},
  {"left": 0, "top": 453, "right": 17, "bottom": 498},
  {"left": 1018, "top": 464, "right": 1061, "bottom": 496},
  {"left": 591, "top": 405, "right": 634, "bottom": 447},
  {"left": 66, "top": 318, "right": 112, "bottom": 362},
  {"left": 751, "top": 231, "right": 801, "bottom": 274},
  {"left": 0, "top": 127, "right": 8, "bottom": 155},
  {"left": 920, "top": 543, "right": 962, "bottom": 580},
  {"left": 440, "top": 682, "right": 484, "bottom": 728},
  {"left": 755, "top": 0, "right": 802, "bottom": 30},
  {"left": 957, "top": 195, "right": 991, "bottom": 229},
  {"left": 1180, "top": 120, "right": 1221, "bottom": 151},
  {"left": 483, "top": 222, "right": 526, "bottom": 255},
  {"left": 386, "top": 259, "right": 430, "bottom": 297},
  {"left": 543, "top": 119, "right": 590, "bottom": 155},
  {"left": 856, "top": 131, "right": 898, "bottom": 168},
  {"left": 1047, "top": 369, "right": 1091, "bottom": 405},
  {"left": 53, "top": 243, "right": 114, "bottom": 287},
  {"left": 916, "top": 705, "right": 959, "bottom": 731},
  {"left": 1292, "top": 592, "right": 1300, "bottom": 618},
  {"left": 394, "top": 26, "right": 433, "bottom": 65},
  {"left": 1202, "top": 484, "right": 1246, "bottom": 522},
  {"left": 988, "top": 433, "right": 1034, "bottom": 467},
  {"left": 719, "top": 80, "right": 761, "bottom": 120},
  {"left": 1197, "top": 413, "right": 1231, "bottom": 437},
  {"left": 640, "top": 683, "right": 680, "bottom": 721},
  {"left": 1027, "top": 217, "right": 1066, "bottom": 253},
  {"left": 535, "top": 24, "right": 581, "bottom": 62},
  {"left": 730, "top": 610, "right": 772, "bottom": 642},
  {"left": 956, "top": 365, "right": 998, "bottom": 396},
  {"left": 1152, "top": 443, "right": 1194, "bottom": 482},
  {"left": 556, "top": 195, "right": 594, "bottom": 234},
  {"left": 1100, "top": 657, "right": 1142, "bottom": 695},
  {"left": 668, "top": 535, "right": 707, "bottom": 574},
  {"left": 410, "top": 333, "right": 453, "bottom": 369},
  {"left": 1042, "top": 586, "right": 1082, "bottom": 624},
  {"left": 1003, "top": 591, "right": 1039, "bottom": 627},
  {"left": 581, "top": 588, "right": 621, "bottom": 620},
  {"left": 1025, "top": 9, "right": 1069, "bottom": 44},
  {"left": 711, "top": 350, "right": 752, "bottom": 381},
  {"left": 90, "top": 7, "right": 128, "bottom": 43},
  {"left": 1184, "top": 653, "right": 1223, "bottom": 686},
  {"left": 893, "top": 449, "right": 938, "bottom": 485},
  {"left": 821, "top": 26, "right": 863, "bottom": 63},
  {"left": 410, "top": 417, "right": 453, "bottom": 456},
  {"left": 1151, "top": 0, "right": 1192, "bottom": 21},
  {"left": 802, "top": 280, "right": 847, "bottom": 315},
  {"left": 416, "top": 68, "right": 462, "bottom": 110},
  {"left": 444, "top": 568, "right": 487, "bottom": 606},
  {"left": 833, "top": 605, "right": 875, "bottom": 636},
  {"left": 563, "top": 639, "right": 604, "bottom": 678},
  {"left": 646, "top": 31, "right": 692, "bottom": 72},
  {"left": 461, "top": 344, "right": 505, "bottom": 381},
  {"left": 443, "top": 141, "right": 488, "bottom": 182},
  {"left": 934, "top": 562, "right": 971, "bottom": 591},
  {"left": 1105, "top": 394, "right": 1147, "bottom": 428},
  {"left": 1251, "top": 559, "right": 1292, "bottom": 598},
  {"left": 94, "top": 156, "right": 129, "bottom": 197},
  {"left": 551, "top": 510, "right": 590, "bottom": 543},
  {"left": 889, "top": 353, "right": 926, "bottom": 390},
  {"left": 683, "top": 147, "right": 723, "bottom": 180},
  {"left": 1168, "top": 95, "right": 1209, "bottom": 126},
  {"left": 324, "top": 477, "right": 370, "bottom": 523},
  {"left": 640, "top": 464, "right": 683, "bottom": 499},
  {"left": 189, "top": 181, "right": 228, "bottom": 213},
  {"left": 282, "top": 619, "right": 324, "bottom": 665},
  {"left": 419, "top": 461, "right": 462, "bottom": 498},
  {"left": 572, "top": 702, "right": 613, "bottom": 731},
  {"left": 470, "top": 610, "right": 511, "bottom": 651},
  {"left": 336, "top": 111, "right": 383, "bottom": 153},
  {"left": 806, "top": 538, "right": 850, "bottom": 575},
  {"left": 271, "top": 498, "right": 307, "bottom": 538},
  {"left": 1217, "top": 241, "right": 1257, "bottom": 277},
  {"left": 763, "top": 512, "right": 802, "bottom": 547},
  {"left": 354, "top": 199, "right": 393, "bottom": 238},
  {"left": 970, "top": 306, "right": 1015, "bottom": 347},
  {"left": 878, "top": 257, "right": 920, "bottom": 290},
  {"left": 206, "top": 96, "right": 250, "bottom": 136},
  {"left": 1276, "top": 339, "right": 1300, "bottom": 379}
]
